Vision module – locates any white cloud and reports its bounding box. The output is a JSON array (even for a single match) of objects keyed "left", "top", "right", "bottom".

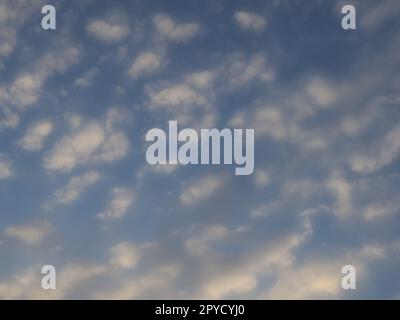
[
  {"left": 96, "top": 132, "right": 130, "bottom": 163},
  {"left": 0, "top": 46, "right": 80, "bottom": 110},
  {"left": 97, "top": 187, "right": 135, "bottom": 221},
  {"left": 363, "top": 202, "right": 397, "bottom": 222},
  {"left": 105, "top": 107, "right": 133, "bottom": 131},
  {"left": 185, "top": 71, "right": 215, "bottom": 89},
  {"left": 254, "top": 170, "right": 269, "bottom": 187},
  {"left": 52, "top": 171, "right": 100, "bottom": 205},
  {"left": 264, "top": 261, "right": 341, "bottom": 299},
  {"left": 327, "top": 173, "right": 352, "bottom": 217},
  {"left": 234, "top": 11, "right": 267, "bottom": 32},
  {"left": 44, "top": 122, "right": 105, "bottom": 171},
  {"left": 185, "top": 225, "right": 229, "bottom": 256},
  {"left": 110, "top": 241, "right": 140, "bottom": 269},
  {"left": 360, "top": 0, "right": 400, "bottom": 31},
  {"left": 147, "top": 84, "right": 207, "bottom": 110},
  {"left": 0, "top": 108, "right": 19, "bottom": 129},
  {"left": 153, "top": 14, "right": 199, "bottom": 42},
  {"left": 340, "top": 109, "right": 378, "bottom": 136},
  {"left": 74, "top": 68, "right": 98, "bottom": 88},
  {"left": 230, "top": 106, "right": 287, "bottom": 140},
  {"left": 94, "top": 264, "right": 180, "bottom": 299},
  {"left": 18, "top": 120, "right": 53, "bottom": 151},
  {"left": 4, "top": 221, "right": 53, "bottom": 245},
  {"left": 86, "top": 20, "right": 129, "bottom": 43},
  {"left": 44, "top": 110, "right": 130, "bottom": 172},
  {"left": 198, "top": 229, "right": 310, "bottom": 299},
  {"left": 129, "top": 51, "right": 163, "bottom": 79},
  {"left": 223, "top": 53, "right": 274, "bottom": 89},
  {"left": 145, "top": 53, "right": 273, "bottom": 129},
  {"left": 65, "top": 114, "right": 83, "bottom": 129},
  {"left": 360, "top": 244, "right": 386, "bottom": 259},
  {"left": 0, "top": 1, "right": 42, "bottom": 64},
  {"left": 180, "top": 175, "right": 225, "bottom": 206},
  {"left": 145, "top": 69, "right": 219, "bottom": 129},
  {"left": 350, "top": 126, "right": 400, "bottom": 174},
  {"left": 253, "top": 107, "right": 287, "bottom": 139},
  {"left": 264, "top": 240, "right": 390, "bottom": 299},
  {"left": 306, "top": 78, "right": 337, "bottom": 108},
  {"left": 0, "top": 154, "right": 13, "bottom": 179},
  {"left": 151, "top": 162, "right": 179, "bottom": 175}
]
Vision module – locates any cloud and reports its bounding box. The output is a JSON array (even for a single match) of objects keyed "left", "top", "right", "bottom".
[
  {"left": 129, "top": 51, "right": 163, "bottom": 79},
  {"left": 264, "top": 261, "right": 341, "bottom": 299},
  {"left": 4, "top": 221, "right": 53, "bottom": 245},
  {"left": 360, "top": 244, "right": 386, "bottom": 260},
  {"left": 153, "top": 14, "right": 199, "bottom": 42},
  {"left": 234, "top": 11, "right": 267, "bottom": 32},
  {"left": 197, "top": 225, "right": 311, "bottom": 299},
  {"left": 44, "top": 122, "right": 105, "bottom": 171},
  {"left": 0, "top": 1, "right": 42, "bottom": 65},
  {"left": 327, "top": 173, "right": 352, "bottom": 217},
  {"left": 185, "top": 70, "right": 215, "bottom": 89},
  {"left": 74, "top": 68, "right": 98, "bottom": 88},
  {"left": 254, "top": 170, "right": 269, "bottom": 188},
  {"left": 86, "top": 20, "right": 129, "bottom": 43},
  {"left": 363, "top": 202, "right": 398, "bottom": 222},
  {"left": 93, "top": 242, "right": 180, "bottom": 299},
  {"left": 229, "top": 106, "right": 287, "bottom": 140},
  {"left": 360, "top": 0, "right": 400, "bottom": 31},
  {"left": 306, "top": 78, "right": 337, "bottom": 108},
  {"left": 350, "top": 126, "right": 400, "bottom": 174},
  {"left": 105, "top": 107, "right": 133, "bottom": 131},
  {"left": 18, "top": 120, "right": 53, "bottom": 151},
  {"left": 0, "top": 108, "right": 19, "bottom": 129},
  {"left": 185, "top": 225, "right": 229, "bottom": 256},
  {"left": 44, "top": 110, "right": 130, "bottom": 172},
  {"left": 110, "top": 241, "right": 140, "bottom": 269},
  {"left": 147, "top": 83, "right": 208, "bottom": 110},
  {"left": 222, "top": 53, "right": 274, "bottom": 89},
  {"left": 144, "top": 52, "right": 273, "bottom": 130},
  {"left": 145, "top": 71, "right": 217, "bottom": 128},
  {"left": 96, "top": 131, "right": 130, "bottom": 163},
  {"left": 0, "top": 45, "right": 80, "bottom": 113},
  {"left": 94, "top": 264, "right": 180, "bottom": 299},
  {"left": 97, "top": 188, "right": 135, "bottom": 221},
  {"left": 250, "top": 203, "right": 279, "bottom": 219},
  {"left": 263, "top": 240, "right": 391, "bottom": 299},
  {"left": 0, "top": 154, "right": 13, "bottom": 179},
  {"left": 51, "top": 171, "right": 100, "bottom": 206},
  {"left": 180, "top": 175, "right": 226, "bottom": 206}
]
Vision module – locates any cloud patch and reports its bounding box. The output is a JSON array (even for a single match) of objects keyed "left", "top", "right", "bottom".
[
  {"left": 97, "top": 188, "right": 135, "bottom": 221},
  {"left": 153, "top": 14, "right": 199, "bottom": 42},
  {"left": 234, "top": 11, "right": 267, "bottom": 32},
  {"left": 86, "top": 20, "right": 129, "bottom": 43},
  {"left": 18, "top": 120, "right": 53, "bottom": 151},
  {"left": 4, "top": 221, "right": 53, "bottom": 245}
]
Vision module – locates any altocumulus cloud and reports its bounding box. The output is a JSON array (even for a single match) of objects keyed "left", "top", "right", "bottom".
[
  {"left": 97, "top": 188, "right": 135, "bottom": 221},
  {"left": 18, "top": 120, "right": 53, "bottom": 151},
  {"left": 234, "top": 11, "right": 267, "bottom": 32},
  {"left": 44, "top": 110, "right": 129, "bottom": 172},
  {"left": 4, "top": 221, "right": 53, "bottom": 246},
  {"left": 1, "top": 0, "right": 400, "bottom": 300},
  {"left": 0, "top": 154, "right": 13, "bottom": 179}
]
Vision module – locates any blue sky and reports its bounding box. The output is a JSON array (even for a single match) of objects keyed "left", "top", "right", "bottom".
[{"left": 0, "top": 0, "right": 400, "bottom": 299}]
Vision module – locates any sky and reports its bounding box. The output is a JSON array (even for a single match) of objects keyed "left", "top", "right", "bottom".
[{"left": 0, "top": 0, "right": 400, "bottom": 299}]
